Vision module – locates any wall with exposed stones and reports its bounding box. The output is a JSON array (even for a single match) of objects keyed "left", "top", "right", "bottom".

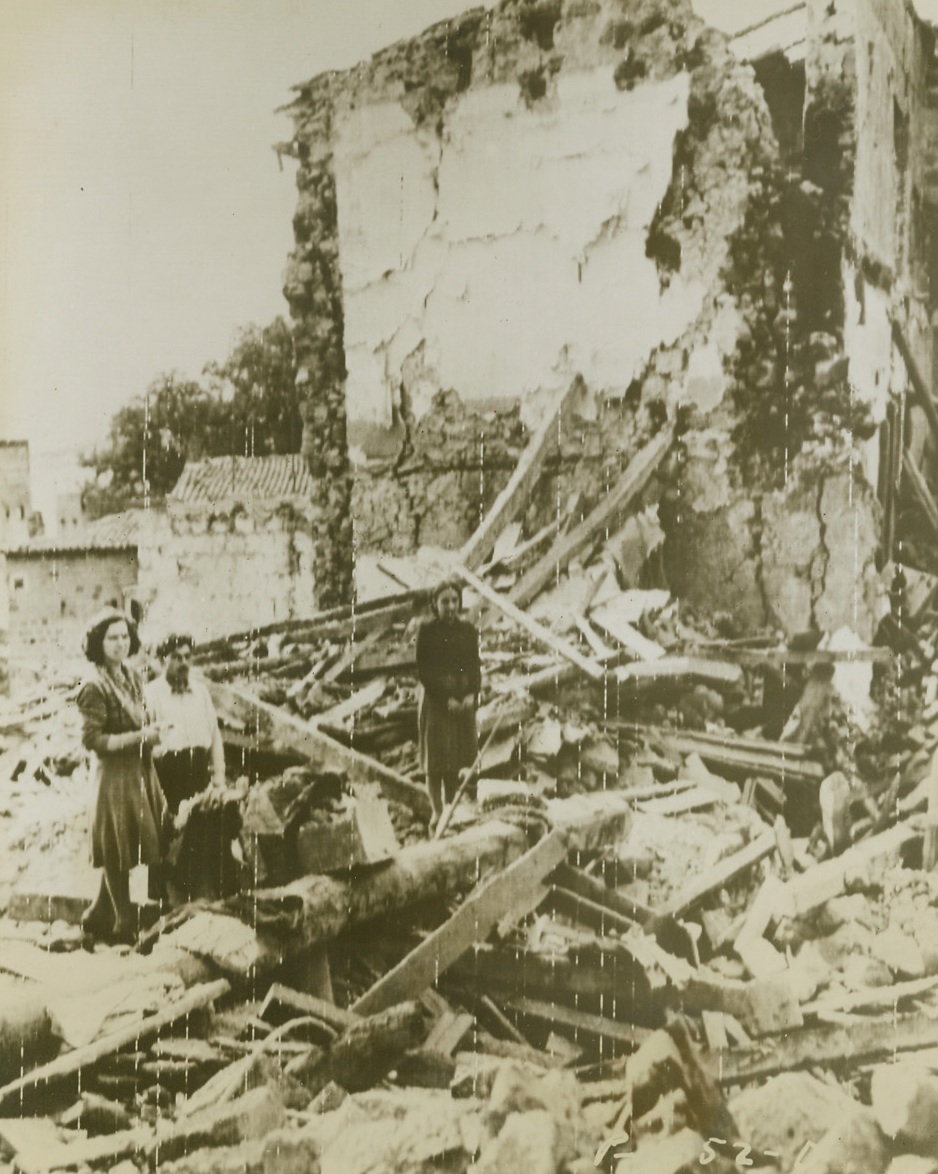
[
  {"left": 284, "top": 0, "right": 892, "bottom": 637},
  {"left": 6, "top": 548, "right": 138, "bottom": 646},
  {"left": 137, "top": 504, "right": 317, "bottom": 643}
]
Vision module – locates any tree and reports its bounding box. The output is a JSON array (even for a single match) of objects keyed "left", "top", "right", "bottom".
[
  {"left": 203, "top": 318, "right": 301, "bottom": 457},
  {"left": 81, "top": 374, "right": 224, "bottom": 517},
  {"left": 81, "top": 319, "right": 300, "bottom": 518}
]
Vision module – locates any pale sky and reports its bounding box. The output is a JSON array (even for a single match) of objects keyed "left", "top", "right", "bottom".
[
  {"left": 0, "top": 0, "right": 474, "bottom": 469},
  {"left": 0, "top": 0, "right": 783, "bottom": 525}
]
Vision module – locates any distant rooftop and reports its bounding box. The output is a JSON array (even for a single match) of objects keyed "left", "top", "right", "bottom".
[
  {"left": 168, "top": 454, "right": 313, "bottom": 506},
  {"left": 7, "top": 508, "right": 149, "bottom": 556}
]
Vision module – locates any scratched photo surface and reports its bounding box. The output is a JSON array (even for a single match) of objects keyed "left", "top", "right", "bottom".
[{"left": 0, "top": 0, "right": 935, "bottom": 1170}]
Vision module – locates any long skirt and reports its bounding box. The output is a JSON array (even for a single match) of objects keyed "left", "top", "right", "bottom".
[
  {"left": 91, "top": 749, "right": 168, "bottom": 871},
  {"left": 417, "top": 686, "right": 478, "bottom": 781}
]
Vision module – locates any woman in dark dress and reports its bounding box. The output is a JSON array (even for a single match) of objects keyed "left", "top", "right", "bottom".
[
  {"left": 76, "top": 607, "right": 168, "bottom": 944},
  {"left": 416, "top": 580, "right": 481, "bottom": 823}
]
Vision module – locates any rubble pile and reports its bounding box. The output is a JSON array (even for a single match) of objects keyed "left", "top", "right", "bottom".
[
  {"left": 3, "top": 496, "right": 938, "bottom": 1173},
  {"left": 6, "top": 2, "right": 938, "bottom": 1173}
]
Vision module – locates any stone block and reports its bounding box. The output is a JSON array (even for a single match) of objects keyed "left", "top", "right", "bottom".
[
  {"left": 872, "top": 1062, "right": 938, "bottom": 1155},
  {"left": 729, "top": 1071, "right": 858, "bottom": 1172},
  {"left": 871, "top": 927, "right": 926, "bottom": 980},
  {"left": 798, "top": 1105, "right": 889, "bottom": 1174},
  {"left": 625, "top": 1031, "right": 687, "bottom": 1119},
  {"left": 159, "top": 1140, "right": 265, "bottom": 1174},
  {"left": 261, "top": 1127, "right": 322, "bottom": 1174},
  {"left": 487, "top": 1061, "right": 581, "bottom": 1127},
  {"left": 886, "top": 1157, "right": 938, "bottom": 1174},
  {"left": 477, "top": 1110, "right": 565, "bottom": 1174},
  {"left": 815, "top": 893, "right": 875, "bottom": 934},
  {"left": 616, "top": 1129, "right": 733, "bottom": 1174},
  {"left": 148, "top": 1087, "right": 286, "bottom": 1166},
  {"left": 632, "top": 1087, "right": 691, "bottom": 1140},
  {"left": 395, "top": 1048, "right": 457, "bottom": 1089}
]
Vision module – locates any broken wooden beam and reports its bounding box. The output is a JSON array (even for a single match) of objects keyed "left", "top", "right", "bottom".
[
  {"left": 613, "top": 657, "right": 744, "bottom": 693},
  {"left": 193, "top": 588, "right": 428, "bottom": 658},
  {"left": 772, "top": 820, "right": 921, "bottom": 919},
  {"left": 551, "top": 861, "right": 653, "bottom": 926},
  {"left": 258, "top": 983, "right": 357, "bottom": 1034},
  {"left": 903, "top": 449, "right": 938, "bottom": 537},
  {"left": 659, "top": 832, "right": 777, "bottom": 920},
  {"left": 455, "top": 564, "right": 604, "bottom": 681},
  {"left": 893, "top": 317, "right": 938, "bottom": 447},
  {"left": 502, "top": 996, "right": 652, "bottom": 1052},
  {"left": 351, "top": 831, "right": 568, "bottom": 1016},
  {"left": 209, "top": 679, "right": 431, "bottom": 819},
  {"left": 651, "top": 730, "right": 824, "bottom": 786},
  {"left": 722, "top": 1010, "right": 938, "bottom": 1084},
  {"left": 461, "top": 376, "right": 585, "bottom": 570},
  {"left": 542, "top": 885, "right": 639, "bottom": 937},
  {"left": 0, "top": 980, "right": 230, "bottom": 1112},
  {"left": 156, "top": 792, "right": 633, "bottom": 979},
  {"left": 285, "top": 1001, "right": 427, "bottom": 1097},
  {"left": 508, "top": 425, "right": 674, "bottom": 610}
]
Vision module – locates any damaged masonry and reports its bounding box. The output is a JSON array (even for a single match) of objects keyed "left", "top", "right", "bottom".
[{"left": 8, "top": 0, "right": 938, "bottom": 1172}]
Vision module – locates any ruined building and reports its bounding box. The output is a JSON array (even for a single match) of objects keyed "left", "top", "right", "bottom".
[{"left": 280, "top": 0, "right": 938, "bottom": 640}]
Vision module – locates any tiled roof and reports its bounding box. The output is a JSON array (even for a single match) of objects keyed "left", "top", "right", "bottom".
[
  {"left": 168, "top": 455, "right": 314, "bottom": 506},
  {"left": 7, "top": 509, "right": 149, "bottom": 556}
]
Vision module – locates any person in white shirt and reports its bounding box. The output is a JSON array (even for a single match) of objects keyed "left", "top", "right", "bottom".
[{"left": 145, "top": 633, "right": 225, "bottom": 815}]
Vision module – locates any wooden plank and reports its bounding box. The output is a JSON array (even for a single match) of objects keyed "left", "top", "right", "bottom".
[
  {"left": 502, "top": 996, "right": 651, "bottom": 1050},
  {"left": 310, "top": 678, "right": 387, "bottom": 729},
  {"left": 589, "top": 603, "right": 666, "bottom": 661},
  {"left": 690, "top": 646, "right": 893, "bottom": 667},
  {"left": 424, "top": 1011, "right": 475, "bottom": 1056},
  {"left": 259, "top": 983, "right": 358, "bottom": 1033},
  {"left": 660, "top": 832, "right": 776, "bottom": 920},
  {"left": 701, "top": 1011, "right": 729, "bottom": 1052},
  {"left": 351, "top": 831, "right": 568, "bottom": 1015},
  {"left": 209, "top": 679, "right": 431, "bottom": 819},
  {"left": 803, "top": 975, "right": 938, "bottom": 1018},
  {"left": 614, "top": 656, "right": 744, "bottom": 692},
  {"left": 193, "top": 588, "right": 427, "bottom": 657},
  {"left": 574, "top": 616, "right": 614, "bottom": 659},
  {"left": 642, "top": 730, "right": 825, "bottom": 786},
  {"left": 543, "top": 885, "right": 639, "bottom": 937},
  {"left": 612, "top": 722, "right": 813, "bottom": 760},
  {"left": 461, "top": 376, "right": 585, "bottom": 570},
  {"left": 455, "top": 564, "right": 604, "bottom": 682},
  {"left": 903, "top": 449, "right": 938, "bottom": 536},
  {"left": 508, "top": 426, "right": 674, "bottom": 610},
  {"left": 773, "top": 822, "right": 920, "bottom": 919},
  {"left": 893, "top": 317, "right": 938, "bottom": 447},
  {"left": 551, "top": 861, "right": 653, "bottom": 926},
  {"left": 0, "top": 980, "right": 229, "bottom": 1109},
  {"left": 722, "top": 1011, "right": 938, "bottom": 1084}
]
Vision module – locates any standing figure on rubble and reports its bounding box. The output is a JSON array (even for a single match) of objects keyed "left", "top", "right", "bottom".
[
  {"left": 416, "top": 579, "right": 481, "bottom": 825},
  {"left": 145, "top": 633, "right": 225, "bottom": 815},
  {"left": 76, "top": 607, "right": 168, "bottom": 945}
]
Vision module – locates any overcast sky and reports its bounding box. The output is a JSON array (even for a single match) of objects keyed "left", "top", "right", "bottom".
[{"left": 0, "top": 0, "right": 475, "bottom": 468}]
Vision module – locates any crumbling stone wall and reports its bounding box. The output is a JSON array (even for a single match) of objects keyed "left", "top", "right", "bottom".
[
  {"left": 284, "top": 0, "right": 889, "bottom": 636},
  {"left": 284, "top": 0, "right": 749, "bottom": 567}
]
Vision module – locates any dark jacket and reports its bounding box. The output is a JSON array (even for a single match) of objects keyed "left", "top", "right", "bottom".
[{"left": 415, "top": 616, "right": 481, "bottom": 704}]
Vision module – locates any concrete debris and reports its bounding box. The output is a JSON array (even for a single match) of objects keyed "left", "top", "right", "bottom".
[{"left": 871, "top": 1063, "right": 938, "bottom": 1156}]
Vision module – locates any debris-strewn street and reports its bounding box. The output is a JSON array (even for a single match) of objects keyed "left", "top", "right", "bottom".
[{"left": 1, "top": 504, "right": 937, "bottom": 1173}]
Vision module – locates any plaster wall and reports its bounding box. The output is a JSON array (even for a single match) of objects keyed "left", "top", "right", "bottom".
[{"left": 334, "top": 70, "right": 704, "bottom": 430}]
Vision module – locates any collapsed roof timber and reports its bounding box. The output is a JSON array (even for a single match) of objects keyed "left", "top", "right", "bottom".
[{"left": 4, "top": 0, "right": 938, "bottom": 1172}]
